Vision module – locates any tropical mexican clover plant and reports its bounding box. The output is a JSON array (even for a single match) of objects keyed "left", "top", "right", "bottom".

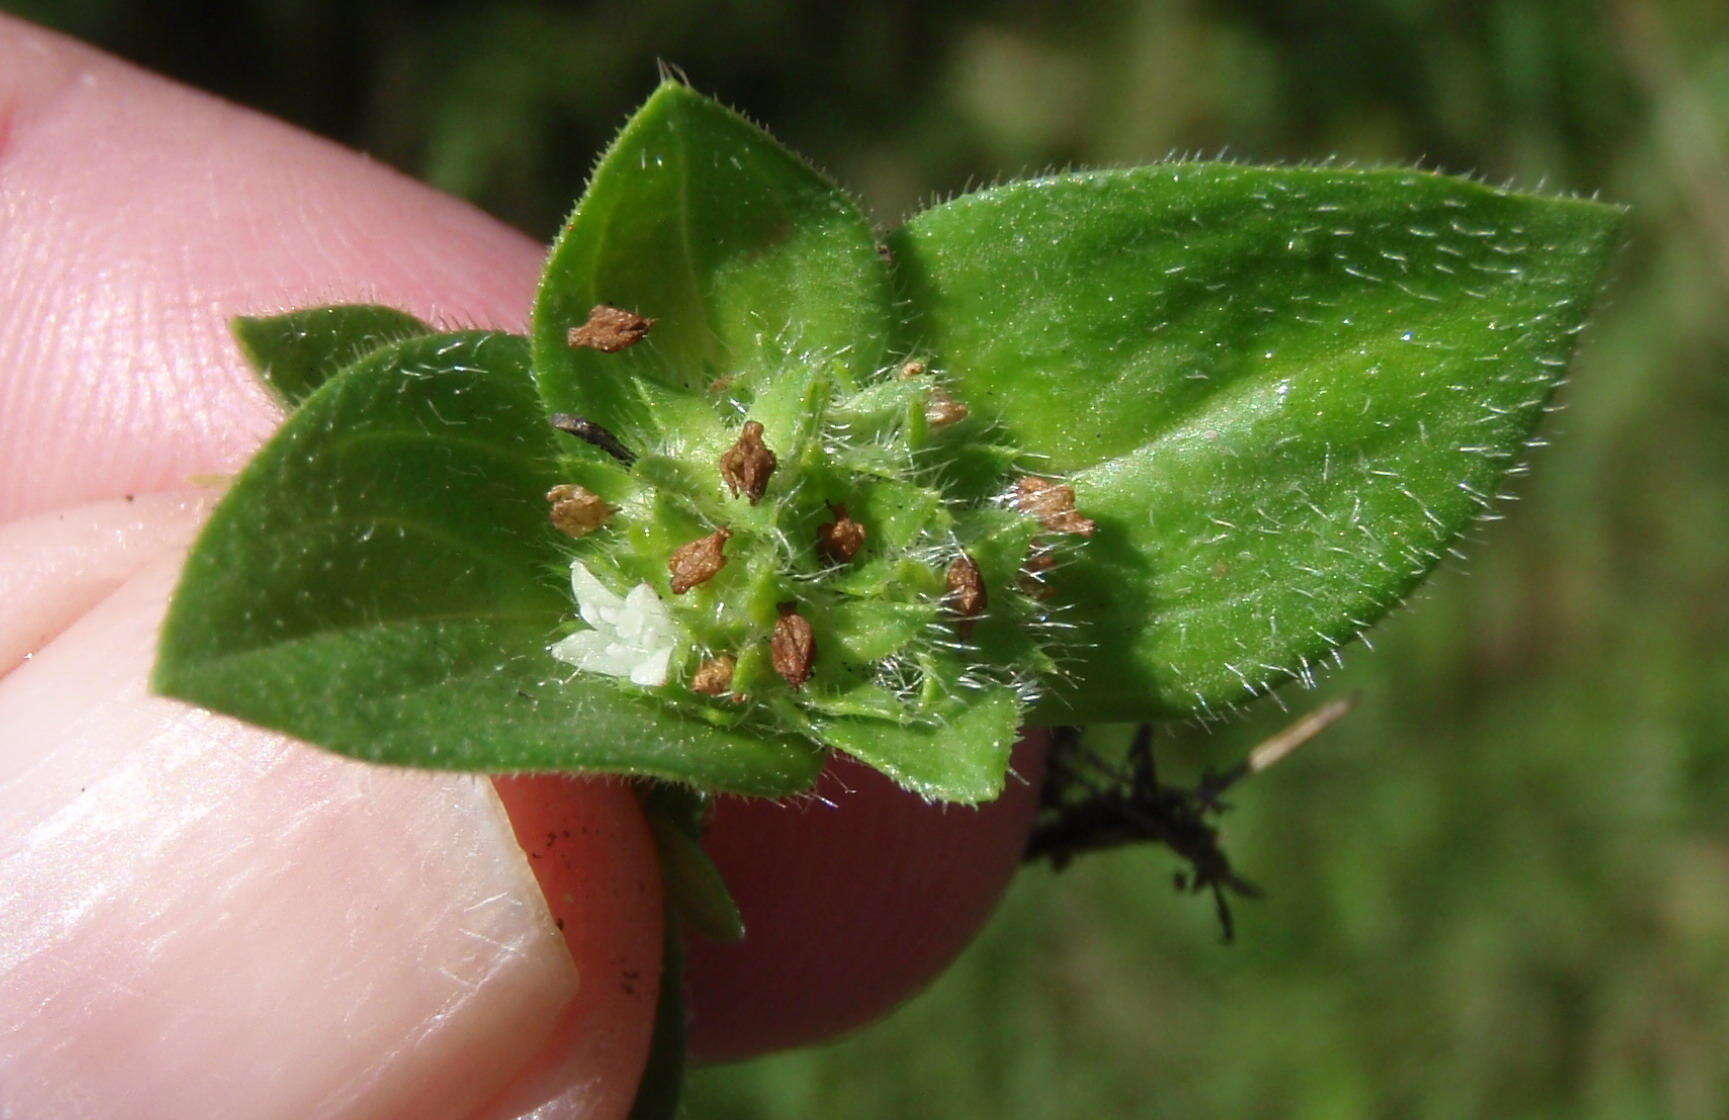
[{"left": 152, "top": 83, "right": 1620, "bottom": 1111}]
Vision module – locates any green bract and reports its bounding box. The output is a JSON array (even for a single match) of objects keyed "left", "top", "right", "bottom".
[
  {"left": 232, "top": 303, "right": 433, "bottom": 408},
  {"left": 532, "top": 83, "right": 891, "bottom": 439},
  {"left": 154, "top": 82, "right": 1622, "bottom": 807}
]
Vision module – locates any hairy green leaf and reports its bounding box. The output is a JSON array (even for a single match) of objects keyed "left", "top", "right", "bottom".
[
  {"left": 232, "top": 304, "right": 432, "bottom": 408},
  {"left": 155, "top": 332, "right": 823, "bottom": 796},
  {"left": 815, "top": 686, "right": 1023, "bottom": 803},
  {"left": 892, "top": 165, "right": 1622, "bottom": 720},
  {"left": 531, "top": 82, "right": 892, "bottom": 453}
]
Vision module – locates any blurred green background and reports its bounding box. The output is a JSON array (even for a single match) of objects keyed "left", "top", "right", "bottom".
[{"left": 12, "top": 0, "right": 1726, "bottom": 1115}]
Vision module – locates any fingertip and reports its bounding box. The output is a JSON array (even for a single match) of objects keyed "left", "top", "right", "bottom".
[
  {"left": 685, "top": 734, "right": 1048, "bottom": 1061},
  {"left": 0, "top": 14, "right": 545, "bottom": 522},
  {"left": 481, "top": 776, "right": 665, "bottom": 1120}
]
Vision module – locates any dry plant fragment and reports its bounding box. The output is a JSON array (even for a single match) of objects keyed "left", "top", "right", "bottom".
[
  {"left": 567, "top": 304, "right": 655, "bottom": 352},
  {"left": 546, "top": 484, "right": 614, "bottom": 538},
  {"left": 691, "top": 655, "right": 737, "bottom": 697},
  {"left": 1247, "top": 694, "right": 1359, "bottom": 774},
  {"left": 816, "top": 503, "right": 867, "bottom": 564},
  {"left": 549, "top": 414, "right": 637, "bottom": 465},
  {"left": 720, "top": 420, "right": 777, "bottom": 504},
  {"left": 946, "top": 553, "right": 988, "bottom": 634},
  {"left": 668, "top": 528, "right": 731, "bottom": 594},
  {"left": 924, "top": 386, "right": 969, "bottom": 429},
  {"left": 770, "top": 604, "right": 816, "bottom": 688},
  {"left": 1014, "top": 475, "right": 1097, "bottom": 537}
]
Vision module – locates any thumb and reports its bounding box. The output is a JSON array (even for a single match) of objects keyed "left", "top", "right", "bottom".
[
  {"left": 0, "top": 544, "right": 661, "bottom": 1119},
  {"left": 0, "top": 17, "right": 661, "bottom": 1118}
]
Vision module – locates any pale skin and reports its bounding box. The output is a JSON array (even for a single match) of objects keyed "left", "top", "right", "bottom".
[{"left": 0, "top": 16, "right": 1046, "bottom": 1119}]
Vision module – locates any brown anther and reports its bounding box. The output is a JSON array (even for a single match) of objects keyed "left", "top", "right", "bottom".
[
  {"left": 770, "top": 604, "right": 816, "bottom": 689},
  {"left": 690, "top": 655, "right": 737, "bottom": 697},
  {"left": 945, "top": 554, "right": 988, "bottom": 630},
  {"left": 545, "top": 484, "right": 614, "bottom": 538},
  {"left": 567, "top": 304, "right": 655, "bottom": 353},
  {"left": 1013, "top": 475, "right": 1097, "bottom": 537},
  {"left": 720, "top": 420, "right": 777, "bottom": 504},
  {"left": 898, "top": 359, "right": 928, "bottom": 380},
  {"left": 924, "top": 386, "right": 969, "bottom": 428},
  {"left": 668, "top": 528, "right": 731, "bottom": 594},
  {"left": 816, "top": 503, "right": 867, "bottom": 564}
]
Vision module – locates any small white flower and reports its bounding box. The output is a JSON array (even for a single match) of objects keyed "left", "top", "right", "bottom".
[{"left": 549, "top": 560, "right": 678, "bottom": 687}]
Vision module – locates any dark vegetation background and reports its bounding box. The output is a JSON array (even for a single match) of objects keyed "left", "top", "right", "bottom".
[{"left": 12, "top": 0, "right": 1727, "bottom": 1115}]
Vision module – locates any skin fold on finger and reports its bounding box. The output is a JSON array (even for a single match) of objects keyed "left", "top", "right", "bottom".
[
  {"left": 0, "top": 12, "right": 1057, "bottom": 1084},
  {"left": 0, "top": 490, "right": 216, "bottom": 676}
]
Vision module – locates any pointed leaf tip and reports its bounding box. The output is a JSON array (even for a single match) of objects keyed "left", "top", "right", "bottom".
[{"left": 892, "top": 164, "right": 1623, "bottom": 721}]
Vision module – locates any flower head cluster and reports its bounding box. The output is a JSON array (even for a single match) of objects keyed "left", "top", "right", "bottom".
[{"left": 541, "top": 319, "right": 1086, "bottom": 735}]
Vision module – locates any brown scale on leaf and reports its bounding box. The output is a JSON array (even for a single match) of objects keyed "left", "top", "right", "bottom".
[
  {"left": 1014, "top": 475, "right": 1097, "bottom": 537},
  {"left": 567, "top": 304, "right": 655, "bottom": 353},
  {"left": 720, "top": 421, "right": 777, "bottom": 504},
  {"left": 816, "top": 503, "right": 867, "bottom": 564},
  {"left": 924, "top": 386, "right": 969, "bottom": 429},
  {"left": 545, "top": 484, "right": 614, "bottom": 539},
  {"left": 770, "top": 604, "right": 816, "bottom": 688},
  {"left": 690, "top": 655, "right": 736, "bottom": 698},
  {"left": 668, "top": 528, "right": 730, "bottom": 594},
  {"left": 945, "top": 553, "right": 987, "bottom": 636},
  {"left": 898, "top": 360, "right": 968, "bottom": 428}
]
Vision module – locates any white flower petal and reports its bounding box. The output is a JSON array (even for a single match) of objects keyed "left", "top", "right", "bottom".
[
  {"left": 549, "top": 629, "right": 616, "bottom": 672},
  {"left": 619, "top": 582, "right": 672, "bottom": 642},
  {"left": 554, "top": 563, "right": 681, "bottom": 686},
  {"left": 569, "top": 561, "right": 624, "bottom": 629},
  {"left": 628, "top": 644, "right": 674, "bottom": 688}
]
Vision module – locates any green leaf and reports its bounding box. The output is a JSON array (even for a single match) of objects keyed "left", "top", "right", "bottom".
[
  {"left": 232, "top": 304, "right": 432, "bottom": 408},
  {"left": 892, "top": 165, "right": 1622, "bottom": 720},
  {"left": 626, "top": 922, "right": 687, "bottom": 1120},
  {"left": 815, "top": 685, "right": 1023, "bottom": 803},
  {"left": 154, "top": 332, "right": 823, "bottom": 797},
  {"left": 531, "top": 82, "right": 892, "bottom": 449},
  {"left": 642, "top": 784, "right": 745, "bottom": 942},
  {"left": 646, "top": 816, "right": 745, "bottom": 942}
]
